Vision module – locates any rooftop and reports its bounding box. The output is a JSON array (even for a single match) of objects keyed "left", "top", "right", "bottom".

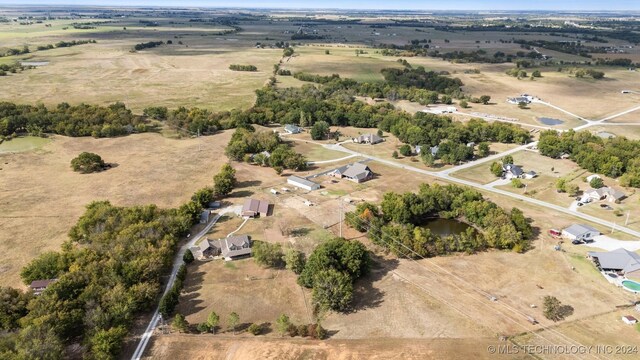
[{"left": 588, "top": 248, "right": 640, "bottom": 273}]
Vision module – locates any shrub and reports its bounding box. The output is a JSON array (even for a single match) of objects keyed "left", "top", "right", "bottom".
[
  {"left": 399, "top": 144, "right": 412, "bottom": 157},
  {"left": 248, "top": 323, "right": 262, "bottom": 335},
  {"left": 71, "top": 152, "right": 106, "bottom": 173},
  {"left": 183, "top": 249, "right": 194, "bottom": 264},
  {"left": 253, "top": 241, "right": 284, "bottom": 268}
]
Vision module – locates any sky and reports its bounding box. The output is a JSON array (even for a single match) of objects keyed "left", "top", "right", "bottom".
[{"left": 1, "top": 0, "right": 640, "bottom": 11}]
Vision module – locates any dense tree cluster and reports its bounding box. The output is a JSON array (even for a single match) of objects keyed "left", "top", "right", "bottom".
[
  {"left": 0, "top": 62, "right": 33, "bottom": 77},
  {"left": 229, "top": 64, "right": 258, "bottom": 71},
  {"left": 133, "top": 41, "right": 163, "bottom": 51},
  {"left": 380, "top": 67, "right": 462, "bottom": 94},
  {"left": 0, "top": 101, "right": 149, "bottom": 139},
  {"left": 346, "top": 183, "right": 533, "bottom": 258},
  {"left": 225, "top": 128, "right": 307, "bottom": 171},
  {"left": 538, "top": 130, "right": 640, "bottom": 187},
  {"left": 0, "top": 45, "right": 29, "bottom": 57},
  {"left": 297, "top": 238, "right": 370, "bottom": 312},
  {"left": 0, "top": 198, "right": 199, "bottom": 359}
]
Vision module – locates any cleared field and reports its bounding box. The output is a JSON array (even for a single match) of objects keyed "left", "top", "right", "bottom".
[
  {"left": 516, "top": 309, "right": 640, "bottom": 360},
  {"left": 176, "top": 259, "right": 311, "bottom": 331},
  {"left": 282, "top": 46, "right": 403, "bottom": 82},
  {"left": 0, "top": 136, "right": 50, "bottom": 153},
  {"left": 0, "top": 20, "right": 283, "bottom": 112},
  {"left": 0, "top": 131, "right": 232, "bottom": 287},
  {"left": 144, "top": 336, "right": 521, "bottom": 360},
  {"left": 288, "top": 139, "right": 347, "bottom": 161}
]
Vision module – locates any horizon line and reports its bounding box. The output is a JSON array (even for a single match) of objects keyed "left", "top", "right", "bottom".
[{"left": 1, "top": 3, "right": 640, "bottom": 12}]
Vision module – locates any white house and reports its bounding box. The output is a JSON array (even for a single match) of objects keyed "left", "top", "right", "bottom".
[
  {"left": 284, "top": 124, "right": 302, "bottom": 134},
  {"left": 287, "top": 175, "right": 320, "bottom": 191},
  {"left": 622, "top": 315, "right": 637, "bottom": 325},
  {"left": 503, "top": 164, "right": 524, "bottom": 179},
  {"left": 562, "top": 224, "right": 601, "bottom": 242}
]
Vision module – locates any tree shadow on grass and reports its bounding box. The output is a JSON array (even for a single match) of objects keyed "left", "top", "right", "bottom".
[
  {"left": 230, "top": 190, "right": 254, "bottom": 198},
  {"left": 348, "top": 253, "right": 399, "bottom": 313},
  {"left": 237, "top": 180, "right": 262, "bottom": 188}
]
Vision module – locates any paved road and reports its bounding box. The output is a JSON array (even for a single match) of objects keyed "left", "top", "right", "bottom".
[
  {"left": 131, "top": 205, "right": 241, "bottom": 360},
  {"left": 324, "top": 142, "right": 640, "bottom": 238}
]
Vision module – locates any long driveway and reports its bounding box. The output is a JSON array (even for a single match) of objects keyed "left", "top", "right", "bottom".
[{"left": 131, "top": 205, "right": 241, "bottom": 360}]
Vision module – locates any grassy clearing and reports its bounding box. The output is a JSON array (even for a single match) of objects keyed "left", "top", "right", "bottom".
[{"left": 0, "top": 136, "right": 51, "bottom": 153}]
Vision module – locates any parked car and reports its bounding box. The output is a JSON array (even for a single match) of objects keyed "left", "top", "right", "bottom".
[
  {"left": 572, "top": 239, "right": 583, "bottom": 245},
  {"left": 577, "top": 202, "right": 584, "bottom": 207},
  {"left": 583, "top": 238, "right": 595, "bottom": 244}
]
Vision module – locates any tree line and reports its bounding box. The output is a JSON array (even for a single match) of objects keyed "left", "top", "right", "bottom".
[
  {"left": 37, "top": 39, "right": 96, "bottom": 51},
  {"left": 346, "top": 183, "right": 533, "bottom": 257},
  {"left": 538, "top": 130, "right": 640, "bottom": 187},
  {"left": 0, "top": 165, "right": 238, "bottom": 359},
  {"left": 0, "top": 101, "right": 151, "bottom": 140}
]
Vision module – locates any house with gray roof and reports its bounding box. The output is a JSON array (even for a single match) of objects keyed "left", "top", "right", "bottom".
[
  {"left": 502, "top": 164, "right": 524, "bottom": 179},
  {"left": 561, "top": 224, "right": 601, "bottom": 242},
  {"left": 588, "top": 248, "right": 640, "bottom": 280},
  {"left": 242, "top": 198, "right": 270, "bottom": 217},
  {"left": 330, "top": 163, "right": 373, "bottom": 183},
  {"left": 353, "top": 133, "right": 383, "bottom": 145},
  {"left": 221, "top": 235, "right": 252, "bottom": 261},
  {"left": 584, "top": 187, "right": 626, "bottom": 203},
  {"left": 287, "top": 175, "right": 320, "bottom": 191},
  {"left": 190, "top": 238, "right": 223, "bottom": 260},
  {"left": 284, "top": 124, "right": 302, "bottom": 134}
]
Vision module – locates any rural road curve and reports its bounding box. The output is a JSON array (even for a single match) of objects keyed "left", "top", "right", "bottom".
[
  {"left": 131, "top": 205, "right": 241, "bottom": 360},
  {"left": 324, "top": 143, "right": 640, "bottom": 239}
]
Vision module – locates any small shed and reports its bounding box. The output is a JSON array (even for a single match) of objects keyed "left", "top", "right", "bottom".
[{"left": 622, "top": 315, "right": 638, "bottom": 325}]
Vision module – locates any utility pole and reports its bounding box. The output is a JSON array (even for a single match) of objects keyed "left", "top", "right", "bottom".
[{"left": 625, "top": 210, "right": 630, "bottom": 226}]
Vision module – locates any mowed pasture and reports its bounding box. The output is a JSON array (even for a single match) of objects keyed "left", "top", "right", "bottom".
[{"left": 0, "top": 131, "right": 232, "bottom": 287}]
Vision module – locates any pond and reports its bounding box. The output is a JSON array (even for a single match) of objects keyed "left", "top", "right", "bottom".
[
  {"left": 0, "top": 136, "right": 51, "bottom": 154},
  {"left": 596, "top": 131, "right": 616, "bottom": 139},
  {"left": 424, "top": 218, "right": 476, "bottom": 237},
  {"left": 538, "top": 117, "right": 564, "bottom": 126}
]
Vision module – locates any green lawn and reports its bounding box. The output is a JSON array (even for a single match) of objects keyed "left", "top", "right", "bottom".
[{"left": 0, "top": 136, "right": 51, "bottom": 153}]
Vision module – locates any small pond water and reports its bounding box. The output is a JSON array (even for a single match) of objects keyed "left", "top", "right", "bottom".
[
  {"left": 538, "top": 117, "right": 564, "bottom": 126},
  {"left": 424, "top": 218, "right": 476, "bottom": 237}
]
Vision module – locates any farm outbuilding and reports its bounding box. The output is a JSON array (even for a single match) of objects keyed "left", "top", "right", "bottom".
[{"left": 287, "top": 175, "right": 320, "bottom": 191}]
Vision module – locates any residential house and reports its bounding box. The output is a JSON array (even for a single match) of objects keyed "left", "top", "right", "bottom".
[
  {"left": 430, "top": 145, "right": 439, "bottom": 157},
  {"left": 583, "top": 187, "right": 626, "bottom": 203},
  {"left": 221, "top": 235, "right": 252, "bottom": 261},
  {"left": 29, "top": 279, "right": 56, "bottom": 296},
  {"left": 562, "top": 224, "right": 601, "bottom": 242},
  {"left": 284, "top": 124, "right": 302, "bottom": 134},
  {"left": 242, "top": 198, "right": 271, "bottom": 217},
  {"left": 287, "top": 175, "right": 320, "bottom": 191},
  {"left": 507, "top": 94, "right": 534, "bottom": 105},
  {"left": 353, "top": 134, "right": 383, "bottom": 145},
  {"left": 588, "top": 248, "right": 640, "bottom": 281},
  {"left": 502, "top": 164, "right": 524, "bottom": 179},
  {"left": 523, "top": 171, "right": 537, "bottom": 179},
  {"left": 190, "top": 238, "right": 223, "bottom": 260},
  {"left": 330, "top": 163, "right": 373, "bottom": 183}
]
